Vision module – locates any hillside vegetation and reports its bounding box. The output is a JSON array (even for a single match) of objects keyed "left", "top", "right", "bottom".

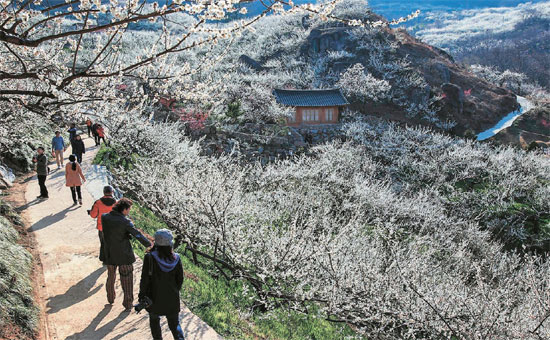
[
  {"left": 94, "top": 108, "right": 550, "bottom": 338},
  {"left": 84, "top": 2, "right": 550, "bottom": 337},
  {"left": 0, "top": 199, "right": 38, "bottom": 339},
  {"left": 123, "top": 0, "right": 517, "bottom": 136}
]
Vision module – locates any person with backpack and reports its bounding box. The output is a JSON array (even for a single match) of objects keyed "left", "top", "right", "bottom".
[
  {"left": 86, "top": 118, "right": 93, "bottom": 137},
  {"left": 102, "top": 198, "right": 151, "bottom": 310},
  {"left": 138, "top": 229, "right": 185, "bottom": 340},
  {"left": 88, "top": 185, "right": 116, "bottom": 264},
  {"left": 32, "top": 146, "right": 49, "bottom": 199},
  {"left": 65, "top": 154, "right": 86, "bottom": 205},
  {"left": 72, "top": 134, "right": 86, "bottom": 164},
  {"left": 51, "top": 131, "right": 66, "bottom": 169}
]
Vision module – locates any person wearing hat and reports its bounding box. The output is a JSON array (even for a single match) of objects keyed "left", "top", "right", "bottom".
[
  {"left": 89, "top": 185, "right": 116, "bottom": 263},
  {"left": 102, "top": 198, "right": 152, "bottom": 310},
  {"left": 138, "top": 229, "right": 184, "bottom": 340}
]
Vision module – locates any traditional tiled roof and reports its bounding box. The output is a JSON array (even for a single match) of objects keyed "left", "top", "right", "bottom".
[{"left": 273, "top": 88, "right": 349, "bottom": 107}]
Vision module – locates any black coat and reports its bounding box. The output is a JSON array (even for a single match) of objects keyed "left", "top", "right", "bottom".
[
  {"left": 139, "top": 253, "right": 183, "bottom": 316},
  {"left": 101, "top": 211, "right": 151, "bottom": 265},
  {"left": 72, "top": 139, "right": 85, "bottom": 155}
]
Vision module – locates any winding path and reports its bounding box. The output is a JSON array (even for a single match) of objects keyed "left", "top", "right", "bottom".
[
  {"left": 477, "top": 96, "right": 535, "bottom": 141},
  {"left": 24, "top": 136, "right": 222, "bottom": 340}
]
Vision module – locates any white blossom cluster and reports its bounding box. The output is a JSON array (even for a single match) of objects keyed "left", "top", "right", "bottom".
[
  {"left": 468, "top": 64, "right": 550, "bottom": 103},
  {"left": 337, "top": 63, "right": 391, "bottom": 102},
  {"left": 101, "top": 112, "right": 550, "bottom": 338}
]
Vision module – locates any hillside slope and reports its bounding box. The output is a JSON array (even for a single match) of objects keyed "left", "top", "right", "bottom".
[
  {"left": 193, "top": 1, "right": 518, "bottom": 136},
  {"left": 0, "top": 199, "right": 38, "bottom": 340}
]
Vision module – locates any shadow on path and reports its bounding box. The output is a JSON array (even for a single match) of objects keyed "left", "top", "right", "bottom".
[
  {"left": 65, "top": 305, "right": 131, "bottom": 340},
  {"left": 47, "top": 266, "right": 106, "bottom": 314},
  {"left": 181, "top": 310, "right": 217, "bottom": 339},
  {"left": 28, "top": 205, "right": 80, "bottom": 232},
  {"left": 14, "top": 197, "right": 42, "bottom": 213}
]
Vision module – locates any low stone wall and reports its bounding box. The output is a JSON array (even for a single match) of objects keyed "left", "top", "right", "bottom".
[
  {"left": 294, "top": 124, "right": 346, "bottom": 145},
  {"left": 194, "top": 123, "right": 346, "bottom": 164}
]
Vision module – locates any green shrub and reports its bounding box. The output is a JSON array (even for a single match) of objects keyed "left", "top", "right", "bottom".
[{"left": 226, "top": 101, "right": 243, "bottom": 120}]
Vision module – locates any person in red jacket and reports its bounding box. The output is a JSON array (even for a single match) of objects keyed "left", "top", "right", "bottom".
[
  {"left": 89, "top": 185, "right": 116, "bottom": 263},
  {"left": 96, "top": 124, "right": 107, "bottom": 145}
]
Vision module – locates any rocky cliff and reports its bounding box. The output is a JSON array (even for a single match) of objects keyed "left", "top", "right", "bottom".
[{"left": 300, "top": 16, "right": 518, "bottom": 135}]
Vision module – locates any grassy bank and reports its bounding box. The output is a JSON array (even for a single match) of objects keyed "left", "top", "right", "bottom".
[
  {"left": 94, "top": 145, "right": 362, "bottom": 339},
  {"left": 129, "top": 202, "right": 361, "bottom": 339},
  {"left": 0, "top": 199, "right": 39, "bottom": 339}
]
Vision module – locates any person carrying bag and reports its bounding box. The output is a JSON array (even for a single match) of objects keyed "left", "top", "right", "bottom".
[{"left": 138, "top": 229, "right": 185, "bottom": 340}]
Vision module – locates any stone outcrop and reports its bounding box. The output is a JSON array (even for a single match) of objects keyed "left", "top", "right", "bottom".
[
  {"left": 1, "top": 142, "right": 36, "bottom": 173},
  {"left": 0, "top": 164, "right": 15, "bottom": 191},
  {"left": 304, "top": 26, "right": 351, "bottom": 56},
  {"left": 494, "top": 103, "right": 550, "bottom": 148},
  {"left": 238, "top": 55, "right": 264, "bottom": 71},
  {"left": 441, "top": 83, "right": 464, "bottom": 115}
]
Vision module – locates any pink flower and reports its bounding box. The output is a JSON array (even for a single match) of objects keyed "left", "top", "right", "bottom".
[{"left": 179, "top": 109, "right": 209, "bottom": 131}]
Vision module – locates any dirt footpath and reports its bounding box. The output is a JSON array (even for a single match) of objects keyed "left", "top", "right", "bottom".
[{"left": 22, "top": 136, "right": 221, "bottom": 340}]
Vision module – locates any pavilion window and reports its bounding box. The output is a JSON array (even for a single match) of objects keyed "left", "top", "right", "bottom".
[
  {"left": 326, "top": 108, "right": 334, "bottom": 121},
  {"left": 303, "top": 109, "right": 320, "bottom": 122}
]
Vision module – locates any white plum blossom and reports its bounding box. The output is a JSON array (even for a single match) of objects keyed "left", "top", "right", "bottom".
[{"left": 338, "top": 63, "right": 391, "bottom": 102}]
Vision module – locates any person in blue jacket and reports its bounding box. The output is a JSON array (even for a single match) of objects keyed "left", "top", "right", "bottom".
[{"left": 51, "top": 131, "right": 65, "bottom": 169}]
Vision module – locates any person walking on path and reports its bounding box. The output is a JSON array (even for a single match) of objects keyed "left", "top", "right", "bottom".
[
  {"left": 96, "top": 124, "right": 107, "bottom": 146},
  {"left": 68, "top": 123, "right": 78, "bottom": 153},
  {"left": 32, "top": 146, "right": 49, "bottom": 199},
  {"left": 72, "top": 134, "right": 86, "bottom": 164},
  {"left": 139, "top": 229, "right": 185, "bottom": 340},
  {"left": 92, "top": 122, "right": 100, "bottom": 146},
  {"left": 65, "top": 155, "right": 86, "bottom": 206},
  {"left": 51, "top": 131, "right": 66, "bottom": 169},
  {"left": 89, "top": 185, "right": 116, "bottom": 264},
  {"left": 102, "top": 198, "right": 152, "bottom": 310},
  {"left": 86, "top": 118, "right": 93, "bottom": 137}
]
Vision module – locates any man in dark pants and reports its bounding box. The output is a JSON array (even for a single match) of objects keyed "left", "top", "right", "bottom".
[
  {"left": 32, "top": 146, "right": 49, "bottom": 199},
  {"left": 89, "top": 185, "right": 116, "bottom": 264},
  {"left": 101, "top": 198, "right": 151, "bottom": 310},
  {"left": 92, "top": 122, "right": 100, "bottom": 146}
]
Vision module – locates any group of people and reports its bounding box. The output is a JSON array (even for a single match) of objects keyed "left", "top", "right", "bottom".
[
  {"left": 34, "top": 123, "right": 185, "bottom": 340},
  {"left": 86, "top": 117, "right": 107, "bottom": 146},
  {"left": 90, "top": 192, "right": 185, "bottom": 340},
  {"left": 51, "top": 127, "right": 86, "bottom": 168},
  {"left": 35, "top": 119, "right": 107, "bottom": 202}
]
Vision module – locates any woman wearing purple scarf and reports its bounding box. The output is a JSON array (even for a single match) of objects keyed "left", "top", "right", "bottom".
[{"left": 138, "top": 229, "right": 185, "bottom": 340}]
